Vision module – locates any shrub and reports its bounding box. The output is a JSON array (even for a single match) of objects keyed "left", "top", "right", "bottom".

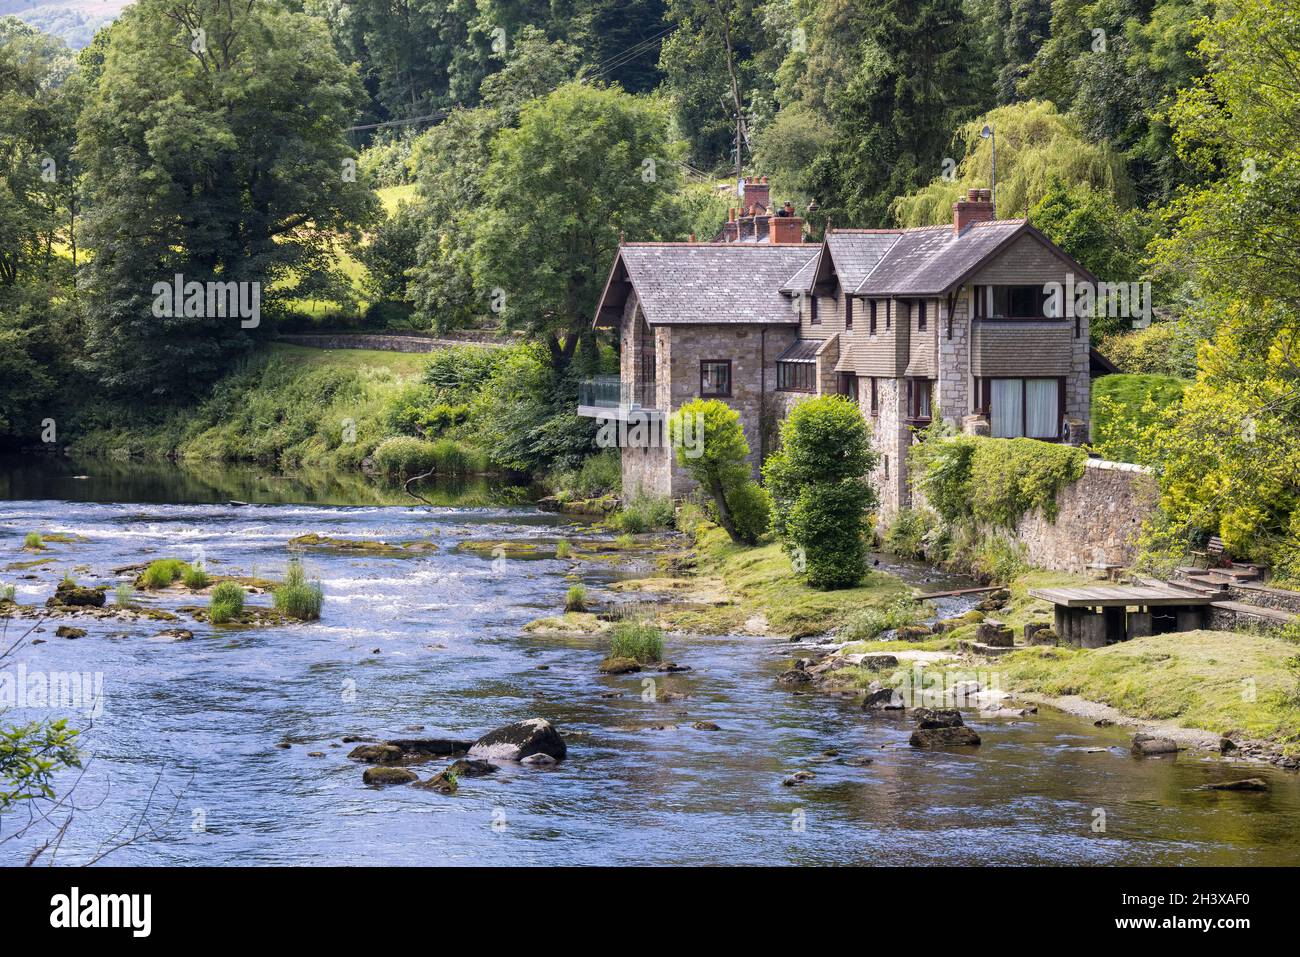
[
  {"left": 555, "top": 539, "right": 572, "bottom": 559},
  {"left": 1089, "top": 374, "right": 1185, "bottom": 465},
  {"left": 0, "top": 583, "right": 15, "bottom": 602},
  {"left": 727, "top": 481, "right": 772, "bottom": 545},
  {"left": 611, "top": 493, "right": 675, "bottom": 534},
  {"left": 372, "top": 436, "right": 487, "bottom": 479},
  {"left": 763, "top": 396, "right": 877, "bottom": 589},
  {"left": 209, "top": 582, "right": 245, "bottom": 624},
  {"left": 182, "top": 563, "right": 210, "bottom": 589},
  {"left": 608, "top": 621, "right": 664, "bottom": 663},
  {"left": 842, "top": 598, "right": 922, "bottom": 641},
  {"left": 565, "top": 584, "right": 587, "bottom": 612},
  {"left": 668, "top": 399, "right": 761, "bottom": 545},
  {"left": 786, "top": 481, "right": 874, "bottom": 589},
  {"left": 273, "top": 560, "right": 323, "bottom": 621},
  {"left": 1099, "top": 321, "right": 1203, "bottom": 379},
  {"left": 23, "top": 532, "right": 43, "bottom": 550},
  {"left": 113, "top": 583, "right": 134, "bottom": 607},
  {"left": 674, "top": 498, "right": 708, "bottom": 538},
  {"left": 547, "top": 449, "right": 621, "bottom": 500},
  {"left": 882, "top": 508, "right": 935, "bottom": 559},
  {"left": 141, "top": 559, "right": 190, "bottom": 590},
  {"left": 970, "top": 534, "right": 1030, "bottom": 583}
]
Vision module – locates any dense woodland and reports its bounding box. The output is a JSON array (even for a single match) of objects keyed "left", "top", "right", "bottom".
[{"left": 0, "top": 0, "right": 1297, "bottom": 575}]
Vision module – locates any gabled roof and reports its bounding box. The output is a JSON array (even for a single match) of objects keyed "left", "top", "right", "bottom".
[
  {"left": 855, "top": 220, "right": 1096, "bottom": 297},
  {"left": 779, "top": 230, "right": 903, "bottom": 294},
  {"left": 595, "top": 243, "right": 818, "bottom": 326}
]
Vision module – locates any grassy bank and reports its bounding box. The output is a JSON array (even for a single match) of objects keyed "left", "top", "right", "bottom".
[
  {"left": 620, "top": 525, "right": 911, "bottom": 638},
  {"left": 70, "top": 345, "right": 429, "bottom": 472},
  {"left": 838, "top": 568, "right": 1300, "bottom": 749}
]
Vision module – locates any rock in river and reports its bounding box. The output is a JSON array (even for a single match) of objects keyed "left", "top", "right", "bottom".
[
  {"left": 46, "top": 581, "right": 106, "bottom": 608},
  {"left": 1132, "top": 733, "right": 1180, "bottom": 756},
  {"left": 1197, "top": 778, "right": 1269, "bottom": 792},
  {"left": 468, "top": 718, "right": 567, "bottom": 763},
  {"left": 862, "top": 687, "right": 904, "bottom": 710},
  {"left": 599, "top": 656, "right": 642, "bottom": 674},
  {"left": 363, "top": 766, "right": 418, "bottom": 786},
  {"left": 777, "top": 668, "right": 813, "bottom": 687},
  {"left": 55, "top": 625, "right": 86, "bottom": 639},
  {"left": 909, "top": 708, "right": 981, "bottom": 748}
]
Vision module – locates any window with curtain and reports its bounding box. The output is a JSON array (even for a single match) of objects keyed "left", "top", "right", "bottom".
[{"left": 989, "top": 378, "right": 1061, "bottom": 439}]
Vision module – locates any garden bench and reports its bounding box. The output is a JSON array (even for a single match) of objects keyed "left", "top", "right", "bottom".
[{"left": 1190, "top": 536, "right": 1226, "bottom": 568}]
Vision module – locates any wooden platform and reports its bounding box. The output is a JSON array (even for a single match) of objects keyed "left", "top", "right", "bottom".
[{"left": 1028, "top": 585, "right": 1215, "bottom": 608}]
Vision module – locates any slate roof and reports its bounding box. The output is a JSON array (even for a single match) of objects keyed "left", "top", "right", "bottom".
[
  {"left": 856, "top": 220, "right": 1047, "bottom": 297},
  {"left": 823, "top": 231, "right": 904, "bottom": 291},
  {"left": 601, "top": 243, "right": 818, "bottom": 325}
]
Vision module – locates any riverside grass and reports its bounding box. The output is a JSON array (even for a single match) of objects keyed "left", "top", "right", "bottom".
[
  {"left": 608, "top": 621, "right": 664, "bottom": 663},
  {"left": 141, "top": 559, "right": 190, "bottom": 589},
  {"left": 273, "top": 560, "right": 323, "bottom": 621},
  {"left": 209, "top": 582, "right": 245, "bottom": 624}
]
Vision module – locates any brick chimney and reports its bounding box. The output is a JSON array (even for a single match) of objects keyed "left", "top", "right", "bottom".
[
  {"left": 953, "top": 187, "right": 995, "bottom": 235},
  {"left": 722, "top": 207, "right": 739, "bottom": 242},
  {"left": 742, "top": 175, "right": 771, "bottom": 214},
  {"left": 770, "top": 215, "right": 804, "bottom": 244}
]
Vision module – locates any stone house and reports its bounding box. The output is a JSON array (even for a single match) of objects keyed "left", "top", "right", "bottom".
[{"left": 580, "top": 180, "right": 1098, "bottom": 518}]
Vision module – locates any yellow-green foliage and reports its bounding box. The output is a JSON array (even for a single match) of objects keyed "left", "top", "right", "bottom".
[
  {"left": 892, "top": 100, "right": 1131, "bottom": 227},
  {"left": 22, "top": 532, "right": 43, "bottom": 550},
  {"left": 1100, "top": 323, "right": 1202, "bottom": 379},
  {"left": 181, "top": 563, "right": 210, "bottom": 589}
]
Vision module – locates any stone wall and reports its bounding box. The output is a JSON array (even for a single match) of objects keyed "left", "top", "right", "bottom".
[
  {"left": 275, "top": 333, "right": 505, "bottom": 353},
  {"left": 1011, "top": 459, "right": 1157, "bottom": 572}
]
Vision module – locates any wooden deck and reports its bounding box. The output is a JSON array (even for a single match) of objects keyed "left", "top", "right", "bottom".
[{"left": 1028, "top": 585, "right": 1215, "bottom": 609}]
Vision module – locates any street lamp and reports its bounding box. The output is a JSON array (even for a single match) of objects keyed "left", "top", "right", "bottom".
[{"left": 981, "top": 124, "right": 996, "bottom": 217}]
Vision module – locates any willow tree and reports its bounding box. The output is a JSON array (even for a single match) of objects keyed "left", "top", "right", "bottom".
[{"left": 891, "top": 100, "right": 1131, "bottom": 227}]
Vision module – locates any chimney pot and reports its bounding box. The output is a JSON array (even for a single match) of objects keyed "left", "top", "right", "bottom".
[{"left": 967, "top": 188, "right": 980, "bottom": 202}]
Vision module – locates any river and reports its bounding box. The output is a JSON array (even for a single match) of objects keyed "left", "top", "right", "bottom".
[{"left": 2, "top": 455, "right": 1299, "bottom": 866}]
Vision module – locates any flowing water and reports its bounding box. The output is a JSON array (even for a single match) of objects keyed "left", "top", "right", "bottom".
[{"left": 2, "top": 456, "right": 1300, "bottom": 866}]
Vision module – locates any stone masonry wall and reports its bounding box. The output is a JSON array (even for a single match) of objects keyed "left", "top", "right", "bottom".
[{"left": 1011, "top": 459, "right": 1157, "bottom": 571}]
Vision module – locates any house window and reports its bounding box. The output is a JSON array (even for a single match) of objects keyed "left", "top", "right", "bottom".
[
  {"left": 885, "top": 301, "right": 891, "bottom": 330},
  {"left": 777, "top": 361, "right": 815, "bottom": 392},
  {"left": 917, "top": 300, "right": 927, "bottom": 331},
  {"left": 869, "top": 300, "right": 878, "bottom": 335},
  {"left": 869, "top": 377, "right": 879, "bottom": 416},
  {"left": 809, "top": 295, "right": 820, "bottom": 325},
  {"left": 838, "top": 373, "right": 858, "bottom": 403},
  {"left": 845, "top": 296, "right": 854, "bottom": 330},
  {"left": 983, "top": 377, "right": 1064, "bottom": 439},
  {"left": 700, "top": 360, "right": 731, "bottom": 397},
  {"left": 906, "top": 378, "right": 932, "bottom": 423},
  {"left": 982, "top": 285, "right": 1055, "bottom": 320}
]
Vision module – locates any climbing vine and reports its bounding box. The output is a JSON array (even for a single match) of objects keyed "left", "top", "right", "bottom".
[{"left": 912, "top": 430, "right": 1087, "bottom": 529}]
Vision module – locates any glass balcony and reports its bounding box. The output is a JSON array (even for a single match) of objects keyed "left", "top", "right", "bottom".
[{"left": 578, "top": 376, "right": 659, "bottom": 417}]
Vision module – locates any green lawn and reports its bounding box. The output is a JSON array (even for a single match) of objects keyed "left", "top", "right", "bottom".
[{"left": 1091, "top": 373, "right": 1188, "bottom": 437}]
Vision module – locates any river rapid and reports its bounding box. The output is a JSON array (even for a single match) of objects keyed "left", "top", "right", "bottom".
[{"left": 2, "top": 456, "right": 1299, "bottom": 866}]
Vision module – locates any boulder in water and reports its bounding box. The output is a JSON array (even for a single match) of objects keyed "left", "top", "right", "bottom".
[
  {"left": 363, "top": 766, "right": 418, "bottom": 786},
  {"left": 1132, "top": 733, "right": 1180, "bottom": 756},
  {"left": 47, "top": 582, "right": 106, "bottom": 608},
  {"left": 468, "top": 718, "right": 566, "bottom": 763}
]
